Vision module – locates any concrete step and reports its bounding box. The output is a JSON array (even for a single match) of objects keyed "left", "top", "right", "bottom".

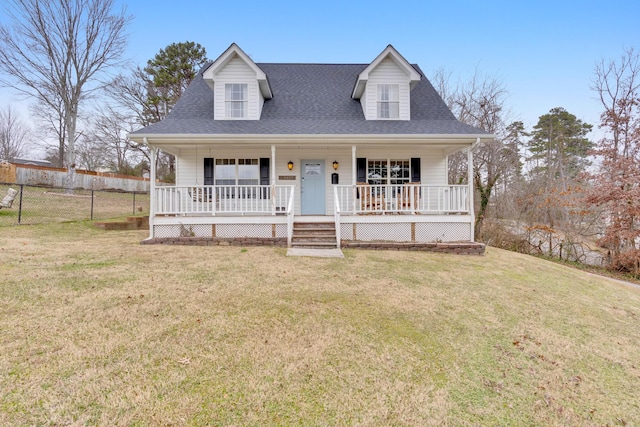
[{"left": 291, "top": 241, "right": 339, "bottom": 249}]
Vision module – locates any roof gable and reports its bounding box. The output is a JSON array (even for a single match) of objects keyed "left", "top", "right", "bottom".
[
  {"left": 130, "top": 45, "right": 490, "bottom": 138},
  {"left": 352, "top": 45, "right": 421, "bottom": 99},
  {"left": 202, "top": 43, "right": 273, "bottom": 99}
]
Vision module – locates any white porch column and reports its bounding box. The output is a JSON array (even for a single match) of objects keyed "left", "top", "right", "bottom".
[
  {"left": 147, "top": 138, "right": 156, "bottom": 240},
  {"left": 271, "top": 144, "right": 276, "bottom": 215},
  {"left": 468, "top": 139, "right": 477, "bottom": 241},
  {"left": 352, "top": 145, "right": 357, "bottom": 214},
  {"left": 445, "top": 155, "right": 449, "bottom": 180},
  {"left": 271, "top": 145, "right": 276, "bottom": 187}
]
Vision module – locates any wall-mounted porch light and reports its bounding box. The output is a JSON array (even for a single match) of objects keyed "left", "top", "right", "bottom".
[
  {"left": 332, "top": 160, "right": 339, "bottom": 170},
  {"left": 287, "top": 161, "right": 294, "bottom": 171}
]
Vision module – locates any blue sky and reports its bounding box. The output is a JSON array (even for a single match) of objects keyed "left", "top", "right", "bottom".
[
  {"left": 119, "top": 0, "right": 638, "bottom": 131},
  {"left": 2, "top": 0, "right": 639, "bottom": 154}
]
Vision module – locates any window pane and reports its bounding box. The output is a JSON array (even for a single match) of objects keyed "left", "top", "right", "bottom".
[
  {"left": 367, "top": 160, "right": 387, "bottom": 185},
  {"left": 238, "top": 163, "right": 259, "bottom": 185},
  {"left": 388, "top": 85, "right": 399, "bottom": 101},
  {"left": 390, "top": 160, "right": 410, "bottom": 185},
  {"left": 214, "top": 165, "right": 235, "bottom": 185},
  {"left": 379, "top": 84, "right": 389, "bottom": 101},
  {"left": 378, "top": 102, "right": 389, "bottom": 118},
  {"left": 389, "top": 102, "right": 399, "bottom": 118}
]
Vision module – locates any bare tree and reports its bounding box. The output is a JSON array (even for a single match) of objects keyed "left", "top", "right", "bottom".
[
  {"left": 75, "top": 133, "right": 109, "bottom": 171},
  {"left": 0, "top": 0, "right": 131, "bottom": 190},
  {"left": 107, "top": 67, "right": 165, "bottom": 128},
  {"left": 0, "top": 105, "right": 31, "bottom": 161},
  {"left": 432, "top": 68, "right": 518, "bottom": 238},
  {"left": 29, "top": 88, "right": 69, "bottom": 168},
  {"left": 85, "top": 106, "right": 143, "bottom": 173},
  {"left": 103, "top": 42, "right": 208, "bottom": 181},
  {"left": 587, "top": 47, "right": 640, "bottom": 271}
]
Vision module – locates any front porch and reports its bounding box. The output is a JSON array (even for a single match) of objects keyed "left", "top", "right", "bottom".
[
  {"left": 153, "top": 183, "right": 468, "bottom": 216},
  {"left": 148, "top": 183, "right": 476, "bottom": 247}
]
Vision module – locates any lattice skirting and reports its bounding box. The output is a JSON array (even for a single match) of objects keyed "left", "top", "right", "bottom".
[
  {"left": 340, "top": 222, "right": 472, "bottom": 243},
  {"left": 153, "top": 223, "right": 287, "bottom": 239}
]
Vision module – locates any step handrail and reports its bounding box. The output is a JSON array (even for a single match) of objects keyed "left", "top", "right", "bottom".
[{"left": 333, "top": 186, "right": 341, "bottom": 249}]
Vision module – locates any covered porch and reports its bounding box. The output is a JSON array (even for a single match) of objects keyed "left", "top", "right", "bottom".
[{"left": 143, "top": 136, "right": 478, "bottom": 247}]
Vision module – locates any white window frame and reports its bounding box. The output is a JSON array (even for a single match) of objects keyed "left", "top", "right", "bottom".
[
  {"left": 225, "top": 83, "right": 248, "bottom": 118},
  {"left": 367, "top": 159, "right": 410, "bottom": 196},
  {"left": 377, "top": 84, "right": 399, "bottom": 119},
  {"left": 214, "top": 158, "right": 259, "bottom": 185}
]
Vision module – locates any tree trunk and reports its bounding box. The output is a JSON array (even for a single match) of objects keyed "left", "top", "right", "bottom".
[
  {"left": 474, "top": 184, "right": 491, "bottom": 241},
  {"left": 64, "top": 108, "right": 77, "bottom": 193}
]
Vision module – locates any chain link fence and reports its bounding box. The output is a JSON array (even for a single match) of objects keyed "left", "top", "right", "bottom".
[{"left": 0, "top": 182, "right": 149, "bottom": 227}]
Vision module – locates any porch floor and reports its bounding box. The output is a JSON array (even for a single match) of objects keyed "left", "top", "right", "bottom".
[{"left": 286, "top": 248, "right": 345, "bottom": 258}]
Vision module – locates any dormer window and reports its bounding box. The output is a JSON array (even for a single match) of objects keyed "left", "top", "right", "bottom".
[
  {"left": 225, "top": 83, "right": 248, "bottom": 118},
  {"left": 377, "top": 84, "right": 399, "bottom": 119}
]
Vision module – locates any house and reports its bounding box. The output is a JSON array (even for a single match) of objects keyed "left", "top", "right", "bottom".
[
  {"left": 130, "top": 43, "right": 493, "bottom": 251},
  {"left": 11, "top": 158, "right": 53, "bottom": 167}
]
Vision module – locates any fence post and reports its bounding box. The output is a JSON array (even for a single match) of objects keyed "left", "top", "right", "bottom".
[
  {"left": 132, "top": 192, "right": 136, "bottom": 215},
  {"left": 91, "top": 190, "right": 94, "bottom": 220},
  {"left": 18, "top": 184, "right": 24, "bottom": 224}
]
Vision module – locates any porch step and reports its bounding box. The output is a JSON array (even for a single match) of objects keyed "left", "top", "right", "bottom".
[{"left": 290, "top": 221, "right": 338, "bottom": 249}]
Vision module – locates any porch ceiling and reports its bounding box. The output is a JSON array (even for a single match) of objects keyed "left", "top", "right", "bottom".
[{"left": 133, "top": 134, "right": 488, "bottom": 156}]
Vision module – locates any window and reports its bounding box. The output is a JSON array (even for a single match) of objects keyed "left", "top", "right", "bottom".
[
  {"left": 368, "top": 159, "right": 410, "bottom": 194},
  {"left": 225, "top": 83, "right": 248, "bottom": 118},
  {"left": 237, "top": 158, "right": 259, "bottom": 185},
  {"left": 367, "top": 159, "right": 387, "bottom": 185},
  {"left": 214, "top": 158, "right": 236, "bottom": 185},
  {"left": 215, "top": 158, "right": 259, "bottom": 185},
  {"left": 377, "top": 84, "right": 399, "bottom": 119},
  {"left": 389, "top": 160, "right": 410, "bottom": 186}
]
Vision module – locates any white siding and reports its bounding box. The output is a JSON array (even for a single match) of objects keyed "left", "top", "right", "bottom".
[
  {"left": 175, "top": 145, "right": 449, "bottom": 215},
  {"left": 276, "top": 147, "right": 353, "bottom": 215},
  {"left": 421, "top": 151, "right": 447, "bottom": 185},
  {"left": 213, "top": 55, "right": 264, "bottom": 120},
  {"left": 176, "top": 147, "right": 273, "bottom": 186},
  {"left": 362, "top": 58, "right": 411, "bottom": 121},
  {"left": 360, "top": 89, "right": 368, "bottom": 119},
  {"left": 355, "top": 147, "right": 447, "bottom": 185},
  {"left": 175, "top": 150, "right": 198, "bottom": 186}
]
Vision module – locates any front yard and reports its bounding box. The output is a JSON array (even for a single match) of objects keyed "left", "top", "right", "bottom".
[{"left": 1, "top": 222, "right": 639, "bottom": 426}]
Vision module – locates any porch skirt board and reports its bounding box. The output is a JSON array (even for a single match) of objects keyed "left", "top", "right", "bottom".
[
  {"left": 341, "top": 241, "right": 485, "bottom": 255},
  {"left": 141, "top": 236, "right": 288, "bottom": 247},
  {"left": 140, "top": 237, "right": 485, "bottom": 255}
]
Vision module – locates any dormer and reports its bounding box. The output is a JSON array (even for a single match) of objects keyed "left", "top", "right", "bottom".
[
  {"left": 202, "top": 43, "right": 273, "bottom": 120},
  {"left": 352, "top": 45, "right": 421, "bottom": 121}
]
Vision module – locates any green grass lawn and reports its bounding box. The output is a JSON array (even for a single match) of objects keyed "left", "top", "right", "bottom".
[
  {"left": 0, "top": 184, "right": 149, "bottom": 226},
  {"left": 1, "top": 222, "right": 639, "bottom": 426}
]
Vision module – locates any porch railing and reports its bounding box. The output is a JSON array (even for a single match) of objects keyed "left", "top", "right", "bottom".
[
  {"left": 286, "top": 185, "right": 295, "bottom": 247},
  {"left": 334, "top": 184, "right": 469, "bottom": 215},
  {"left": 333, "top": 186, "right": 341, "bottom": 249},
  {"left": 155, "top": 185, "right": 294, "bottom": 215}
]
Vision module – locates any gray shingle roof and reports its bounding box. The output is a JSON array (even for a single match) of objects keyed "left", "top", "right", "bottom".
[{"left": 131, "top": 63, "right": 487, "bottom": 136}]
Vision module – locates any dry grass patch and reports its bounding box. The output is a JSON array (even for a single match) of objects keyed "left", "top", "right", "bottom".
[{"left": 1, "top": 222, "right": 640, "bottom": 426}]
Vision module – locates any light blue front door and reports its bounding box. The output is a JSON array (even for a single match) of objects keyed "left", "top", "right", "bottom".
[{"left": 301, "top": 160, "right": 325, "bottom": 215}]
